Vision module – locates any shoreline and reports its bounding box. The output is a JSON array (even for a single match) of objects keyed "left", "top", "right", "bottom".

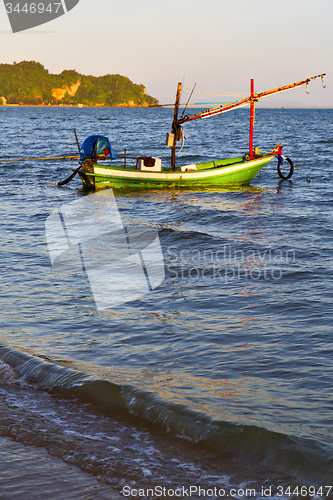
[
  {"left": 0, "top": 103, "right": 153, "bottom": 108},
  {"left": 0, "top": 104, "right": 332, "bottom": 110}
]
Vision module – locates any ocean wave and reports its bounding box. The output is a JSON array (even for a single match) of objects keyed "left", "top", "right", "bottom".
[{"left": 1, "top": 343, "right": 333, "bottom": 486}]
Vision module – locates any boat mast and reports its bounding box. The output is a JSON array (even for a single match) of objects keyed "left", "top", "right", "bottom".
[
  {"left": 171, "top": 82, "right": 182, "bottom": 171},
  {"left": 249, "top": 79, "right": 255, "bottom": 160}
]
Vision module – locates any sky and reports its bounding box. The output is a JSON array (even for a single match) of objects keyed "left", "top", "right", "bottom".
[{"left": 0, "top": 0, "right": 332, "bottom": 107}]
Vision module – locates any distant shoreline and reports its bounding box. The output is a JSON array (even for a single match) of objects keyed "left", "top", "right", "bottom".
[
  {"left": 0, "top": 61, "right": 159, "bottom": 108},
  {"left": 0, "top": 103, "right": 154, "bottom": 108},
  {"left": 0, "top": 104, "right": 332, "bottom": 110}
]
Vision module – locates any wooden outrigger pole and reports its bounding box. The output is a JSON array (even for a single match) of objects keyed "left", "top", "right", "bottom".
[
  {"left": 0, "top": 154, "right": 80, "bottom": 163},
  {"left": 178, "top": 74, "right": 326, "bottom": 125},
  {"left": 176, "top": 73, "right": 325, "bottom": 158}
]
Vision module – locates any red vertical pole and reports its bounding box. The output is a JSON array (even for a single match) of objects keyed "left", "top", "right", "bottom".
[{"left": 249, "top": 79, "right": 255, "bottom": 160}]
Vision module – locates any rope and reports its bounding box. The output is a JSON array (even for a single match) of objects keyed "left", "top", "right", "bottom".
[
  {"left": 188, "top": 101, "right": 235, "bottom": 105},
  {"left": 291, "top": 165, "right": 332, "bottom": 173},
  {"left": 177, "top": 127, "right": 185, "bottom": 154},
  {"left": 183, "top": 87, "right": 246, "bottom": 97},
  {"left": 181, "top": 83, "right": 196, "bottom": 120},
  {"left": 259, "top": 150, "right": 332, "bottom": 173}
]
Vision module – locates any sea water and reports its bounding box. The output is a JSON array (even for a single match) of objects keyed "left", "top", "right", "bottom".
[{"left": 0, "top": 105, "right": 333, "bottom": 499}]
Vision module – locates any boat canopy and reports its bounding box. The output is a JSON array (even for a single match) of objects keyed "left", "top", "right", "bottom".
[{"left": 80, "top": 135, "right": 116, "bottom": 162}]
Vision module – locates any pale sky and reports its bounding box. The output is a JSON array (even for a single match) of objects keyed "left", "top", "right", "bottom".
[{"left": 0, "top": 0, "right": 332, "bottom": 107}]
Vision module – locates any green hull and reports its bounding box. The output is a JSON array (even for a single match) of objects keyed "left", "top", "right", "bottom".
[{"left": 78, "top": 155, "right": 273, "bottom": 190}]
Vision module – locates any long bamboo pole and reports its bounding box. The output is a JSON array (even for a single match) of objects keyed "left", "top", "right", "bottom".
[
  {"left": 0, "top": 155, "right": 80, "bottom": 163},
  {"left": 0, "top": 153, "right": 138, "bottom": 164},
  {"left": 178, "top": 73, "right": 325, "bottom": 125}
]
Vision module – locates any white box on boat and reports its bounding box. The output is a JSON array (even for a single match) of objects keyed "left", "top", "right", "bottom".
[
  {"left": 136, "top": 157, "right": 162, "bottom": 172},
  {"left": 180, "top": 165, "right": 197, "bottom": 172}
]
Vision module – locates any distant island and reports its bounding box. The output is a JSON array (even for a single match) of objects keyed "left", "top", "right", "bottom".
[{"left": 0, "top": 61, "right": 159, "bottom": 107}]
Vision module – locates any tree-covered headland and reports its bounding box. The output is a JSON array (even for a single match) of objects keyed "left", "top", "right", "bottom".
[{"left": 0, "top": 61, "right": 159, "bottom": 107}]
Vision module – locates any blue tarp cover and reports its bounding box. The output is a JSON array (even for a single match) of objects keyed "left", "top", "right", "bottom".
[{"left": 79, "top": 135, "right": 116, "bottom": 162}]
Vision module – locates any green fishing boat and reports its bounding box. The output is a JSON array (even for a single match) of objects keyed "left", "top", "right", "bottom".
[
  {"left": 44, "top": 74, "right": 325, "bottom": 190},
  {"left": 0, "top": 74, "right": 325, "bottom": 188},
  {"left": 78, "top": 154, "right": 274, "bottom": 190}
]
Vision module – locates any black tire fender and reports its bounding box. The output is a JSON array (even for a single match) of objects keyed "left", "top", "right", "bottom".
[{"left": 277, "top": 157, "right": 294, "bottom": 180}]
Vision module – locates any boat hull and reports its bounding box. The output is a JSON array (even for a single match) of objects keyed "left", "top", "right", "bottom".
[{"left": 78, "top": 155, "right": 273, "bottom": 190}]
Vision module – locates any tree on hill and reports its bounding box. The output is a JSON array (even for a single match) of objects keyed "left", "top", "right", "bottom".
[{"left": 0, "top": 61, "right": 159, "bottom": 107}]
